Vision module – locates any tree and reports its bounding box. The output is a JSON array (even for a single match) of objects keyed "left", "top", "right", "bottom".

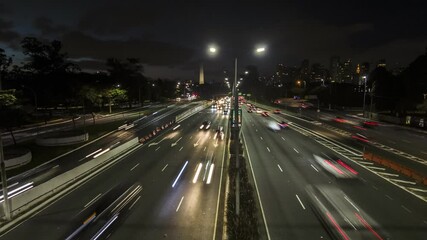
[
  {"left": 106, "top": 58, "right": 147, "bottom": 107},
  {"left": 20, "top": 37, "right": 80, "bottom": 108},
  {"left": 398, "top": 53, "right": 427, "bottom": 114},
  {"left": 368, "top": 66, "right": 399, "bottom": 113},
  {"left": 104, "top": 88, "right": 128, "bottom": 113},
  {"left": 0, "top": 48, "right": 13, "bottom": 90},
  {"left": 0, "top": 90, "right": 26, "bottom": 145}
]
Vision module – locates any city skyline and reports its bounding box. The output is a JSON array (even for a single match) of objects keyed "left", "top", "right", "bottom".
[{"left": 0, "top": 1, "right": 426, "bottom": 81}]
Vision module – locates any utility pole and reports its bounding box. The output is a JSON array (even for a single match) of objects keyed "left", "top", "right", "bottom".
[{"left": 0, "top": 131, "right": 11, "bottom": 220}]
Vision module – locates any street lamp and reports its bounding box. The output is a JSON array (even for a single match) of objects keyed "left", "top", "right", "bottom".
[
  {"left": 208, "top": 44, "right": 266, "bottom": 216},
  {"left": 362, "top": 76, "right": 367, "bottom": 118}
]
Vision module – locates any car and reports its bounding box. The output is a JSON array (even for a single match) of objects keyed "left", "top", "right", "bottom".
[
  {"left": 273, "top": 109, "right": 281, "bottom": 114},
  {"left": 352, "top": 133, "right": 369, "bottom": 143},
  {"left": 362, "top": 121, "right": 379, "bottom": 128},
  {"left": 214, "top": 126, "right": 224, "bottom": 140},
  {"left": 313, "top": 154, "right": 358, "bottom": 179},
  {"left": 268, "top": 121, "right": 281, "bottom": 131},
  {"left": 199, "top": 121, "right": 211, "bottom": 130},
  {"left": 247, "top": 109, "right": 253, "bottom": 113},
  {"left": 261, "top": 111, "right": 269, "bottom": 117},
  {"left": 278, "top": 121, "right": 289, "bottom": 129}
]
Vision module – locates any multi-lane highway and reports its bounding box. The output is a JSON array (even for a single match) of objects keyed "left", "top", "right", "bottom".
[
  {"left": 1, "top": 106, "right": 228, "bottom": 240},
  {"left": 241, "top": 105, "right": 427, "bottom": 239},
  {"left": 1, "top": 100, "right": 426, "bottom": 240}
]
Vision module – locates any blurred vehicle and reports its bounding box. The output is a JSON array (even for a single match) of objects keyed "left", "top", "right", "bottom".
[
  {"left": 261, "top": 111, "right": 269, "bottom": 117},
  {"left": 306, "top": 185, "right": 387, "bottom": 240},
  {"left": 352, "top": 133, "right": 370, "bottom": 143},
  {"left": 313, "top": 154, "right": 358, "bottom": 179},
  {"left": 278, "top": 121, "right": 289, "bottom": 129},
  {"left": 256, "top": 109, "right": 262, "bottom": 113},
  {"left": 247, "top": 109, "right": 253, "bottom": 113},
  {"left": 363, "top": 121, "right": 379, "bottom": 128},
  {"left": 333, "top": 116, "right": 347, "bottom": 123},
  {"left": 214, "top": 126, "right": 225, "bottom": 140},
  {"left": 199, "top": 121, "right": 211, "bottom": 130},
  {"left": 223, "top": 109, "right": 228, "bottom": 115},
  {"left": 267, "top": 121, "right": 281, "bottom": 132},
  {"left": 273, "top": 109, "right": 281, "bottom": 114}
]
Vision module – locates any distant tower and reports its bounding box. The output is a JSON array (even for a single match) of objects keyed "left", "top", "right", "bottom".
[{"left": 199, "top": 64, "right": 204, "bottom": 85}]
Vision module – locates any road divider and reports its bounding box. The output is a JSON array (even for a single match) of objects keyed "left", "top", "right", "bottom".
[{"left": 363, "top": 152, "right": 427, "bottom": 186}]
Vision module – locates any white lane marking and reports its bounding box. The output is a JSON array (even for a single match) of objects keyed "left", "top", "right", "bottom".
[
  {"left": 281, "top": 137, "right": 286, "bottom": 141},
  {"left": 52, "top": 165, "right": 59, "bottom": 169},
  {"left": 84, "top": 193, "right": 102, "bottom": 208},
  {"left": 179, "top": 147, "right": 183, "bottom": 151},
  {"left": 128, "top": 196, "right": 141, "bottom": 210},
  {"left": 388, "top": 140, "right": 396, "bottom": 144},
  {"left": 155, "top": 146, "right": 160, "bottom": 151},
  {"left": 161, "top": 164, "right": 168, "bottom": 172},
  {"left": 390, "top": 179, "right": 417, "bottom": 185},
  {"left": 176, "top": 196, "right": 185, "bottom": 212},
  {"left": 421, "top": 151, "right": 427, "bottom": 155},
  {"left": 295, "top": 194, "right": 306, "bottom": 210},
  {"left": 408, "top": 187, "right": 427, "bottom": 193},
  {"left": 385, "top": 195, "right": 393, "bottom": 200},
  {"left": 190, "top": 136, "right": 193, "bottom": 139},
  {"left": 130, "top": 163, "right": 140, "bottom": 171},
  {"left": 260, "top": 136, "right": 263, "bottom": 140},
  {"left": 377, "top": 172, "right": 399, "bottom": 177},
  {"left": 277, "top": 164, "right": 283, "bottom": 172},
  {"left": 359, "top": 161, "right": 374, "bottom": 165},
  {"left": 213, "top": 126, "right": 227, "bottom": 240},
  {"left": 266, "top": 147, "right": 271, "bottom": 152},
  {"left": 372, "top": 185, "right": 378, "bottom": 190},
  {"left": 401, "top": 205, "right": 412, "bottom": 213},
  {"left": 293, "top": 148, "right": 299, "bottom": 154},
  {"left": 242, "top": 133, "right": 271, "bottom": 240},
  {"left": 311, "top": 164, "right": 319, "bottom": 172},
  {"left": 344, "top": 196, "right": 359, "bottom": 212},
  {"left": 203, "top": 146, "right": 207, "bottom": 151},
  {"left": 367, "top": 166, "right": 386, "bottom": 171},
  {"left": 256, "top": 129, "right": 258, "bottom": 132},
  {"left": 402, "top": 139, "right": 411, "bottom": 144}
]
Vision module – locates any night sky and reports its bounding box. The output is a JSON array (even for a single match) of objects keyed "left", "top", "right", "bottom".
[{"left": 1, "top": 0, "right": 426, "bottom": 81}]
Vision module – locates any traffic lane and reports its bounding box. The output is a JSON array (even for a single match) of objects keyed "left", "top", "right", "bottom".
[
  {"left": 246, "top": 111, "right": 425, "bottom": 239},
  {"left": 0, "top": 104, "right": 167, "bottom": 146},
  {"left": 5, "top": 104, "right": 191, "bottom": 189},
  {"left": 1, "top": 105, "right": 208, "bottom": 239},
  {"left": 107, "top": 108, "right": 227, "bottom": 239},
  {"left": 242, "top": 111, "right": 329, "bottom": 239},
  {"left": 304, "top": 108, "right": 427, "bottom": 159},
  {"left": 277, "top": 125, "right": 427, "bottom": 239},
  {"left": 0, "top": 106, "right": 201, "bottom": 239}
]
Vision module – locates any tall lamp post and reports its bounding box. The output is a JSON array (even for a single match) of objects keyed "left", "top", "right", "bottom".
[
  {"left": 362, "top": 76, "right": 367, "bottom": 118},
  {"left": 208, "top": 45, "right": 266, "bottom": 216}
]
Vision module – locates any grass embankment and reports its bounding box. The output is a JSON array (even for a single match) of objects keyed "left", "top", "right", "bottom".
[{"left": 5, "top": 109, "right": 153, "bottom": 177}]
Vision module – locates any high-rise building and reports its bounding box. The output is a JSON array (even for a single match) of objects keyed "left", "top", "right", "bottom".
[
  {"left": 310, "top": 63, "right": 328, "bottom": 83},
  {"left": 329, "top": 56, "right": 340, "bottom": 82},
  {"left": 338, "top": 59, "right": 353, "bottom": 83},
  {"left": 300, "top": 59, "right": 310, "bottom": 82}
]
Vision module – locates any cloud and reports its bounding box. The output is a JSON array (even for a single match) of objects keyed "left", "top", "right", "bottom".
[
  {"left": 32, "top": 17, "right": 69, "bottom": 35},
  {"left": 78, "top": 1, "right": 159, "bottom": 35},
  {"left": 61, "top": 31, "right": 195, "bottom": 66},
  {"left": 0, "top": 18, "right": 21, "bottom": 48}
]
